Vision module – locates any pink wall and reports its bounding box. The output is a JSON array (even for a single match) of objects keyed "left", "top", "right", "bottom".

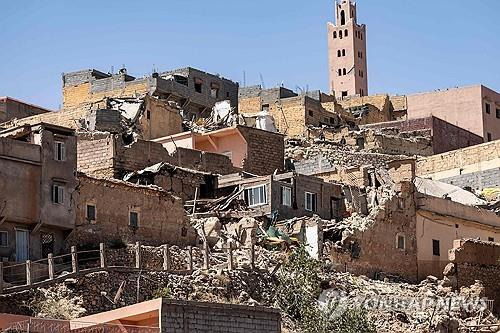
[
  {"left": 481, "top": 86, "right": 500, "bottom": 141},
  {"left": 406, "top": 85, "right": 500, "bottom": 140},
  {"left": 194, "top": 130, "right": 247, "bottom": 168}
]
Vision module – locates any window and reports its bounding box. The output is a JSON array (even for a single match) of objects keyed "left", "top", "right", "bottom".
[
  {"left": 210, "top": 83, "right": 220, "bottom": 98},
  {"left": 308, "top": 110, "right": 314, "bottom": 117},
  {"left": 262, "top": 104, "right": 270, "bottom": 112},
  {"left": 338, "top": 69, "right": 342, "bottom": 76},
  {"left": 0, "top": 231, "right": 8, "bottom": 247},
  {"left": 210, "top": 88, "right": 218, "bottom": 98},
  {"left": 488, "top": 237, "right": 495, "bottom": 242},
  {"left": 226, "top": 92, "right": 230, "bottom": 98},
  {"left": 330, "top": 117, "right": 336, "bottom": 124},
  {"left": 487, "top": 132, "right": 492, "bottom": 142},
  {"left": 194, "top": 78, "right": 203, "bottom": 93},
  {"left": 305, "top": 192, "right": 317, "bottom": 212},
  {"left": 485, "top": 103, "right": 490, "bottom": 114},
  {"left": 342, "top": 91, "right": 348, "bottom": 98},
  {"left": 41, "top": 233, "right": 54, "bottom": 258},
  {"left": 396, "top": 234, "right": 405, "bottom": 250},
  {"left": 281, "top": 186, "right": 292, "bottom": 207},
  {"left": 342, "top": 68, "right": 346, "bottom": 75},
  {"left": 245, "top": 185, "right": 267, "bottom": 207},
  {"left": 340, "top": 10, "right": 346, "bottom": 25},
  {"left": 344, "top": 29, "right": 348, "bottom": 37},
  {"left": 86, "top": 204, "right": 96, "bottom": 221},
  {"left": 339, "top": 30, "right": 343, "bottom": 38},
  {"left": 496, "top": 108, "right": 500, "bottom": 119},
  {"left": 342, "top": 49, "right": 346, "bottom": 56},
  {"left": 432, "top": 239, "right": 440, "bottom": 256},
  {"left": 129, "top": 211, "right": 139, "bottom": 228},
  {"left": 54, "top": 141, "right": 66, "bottom": 161},
  {"left": 51, "top": 184, "right": 64, "bottom": 204},
  {"left": 333, "top": 31, "right": 337, "bottom": 39},
  {"left": 337, "top": 50, "right": 341, "bottom": 57},
  {"left": 146, "top": 111, "right": 151, "bottom": 120}
]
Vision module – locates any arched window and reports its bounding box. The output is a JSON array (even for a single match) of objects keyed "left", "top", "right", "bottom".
[
  {"left": 342, "top": 49, "right": 346, "bottom": 56},
  {"left": 339, "top": 30, "right": 343, "bottom": 39},
  {"left": 345, "top": 29, "right": 348, "bottom": 37},
  {"left": 338, "top": 69, "right": 342, "bottom": 76},
  {"left": 360, "top": 32, "right": 363, "bottom": 40},
  {"left": 333, "top": 31, "right": 337, "bottom": 39},
  {"left": 340, "top": 10, "right": 346, "bottom": 25},
  {"left": 343, "top": 68, "right": 346, "bottom": 75},
  {"left": 337, "top": 50, "right": 341, "bottom": 57}
]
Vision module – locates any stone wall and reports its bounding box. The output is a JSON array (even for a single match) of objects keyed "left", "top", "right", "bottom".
[
  {"left": 161, "top": 299, "right": 281, "bottom": 333},
  {"left": 416, "top": 139, "right": 500, "bottom": 190},
  {"left": 446, "top": 239, "right": 500, "bottom": 313}
]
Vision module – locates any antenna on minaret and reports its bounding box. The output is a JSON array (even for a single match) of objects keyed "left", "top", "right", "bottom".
[{"left": 259, "top": 73, "right": 266, "bottom": 90}]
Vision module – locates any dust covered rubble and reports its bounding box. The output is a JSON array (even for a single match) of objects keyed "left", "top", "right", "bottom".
[{"left": 319, "top": 272, "right": 500, "bottom": 333}]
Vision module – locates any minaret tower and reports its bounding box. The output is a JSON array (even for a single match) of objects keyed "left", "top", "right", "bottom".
[{"left": 327, "top": 0, "right": 368, "bottom": 98}]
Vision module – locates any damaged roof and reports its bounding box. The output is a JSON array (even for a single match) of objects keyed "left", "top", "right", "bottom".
[{"left": 414, "top": 177, "right": 487, "bottom": 206}]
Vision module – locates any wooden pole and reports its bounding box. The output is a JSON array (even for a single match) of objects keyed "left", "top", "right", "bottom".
[
  {"left": 249, "top": 244, "right": 255, "bottom": 270},
  {"left": 187, "top": 246, "right": 193, "bottom": 272},
  {"left": 47, "top": 254, "right": 54, "bottom": 280},
  {"left": 71, "top": 246, "right": 78, "bottom": 274},
  {"left": 203, "top": 241, "right": 209, "bottom": 270},
  {"left": 99, "top": 243, "right": 106, "bottom": 268},
  {"left": 135, "top": 242, "right": 141, "bottom": 269},
  {"left": 26, "top": 260, "right": 32, "bottom": 286},
  {"left": 163, "top": 245, "right": 171, "bottom": 272},
  {"left": 227, "top": 240, "right": 234, "bottom": 271},
  {"left": 0, "top": 262, "right": 3, "bottom": 293}
]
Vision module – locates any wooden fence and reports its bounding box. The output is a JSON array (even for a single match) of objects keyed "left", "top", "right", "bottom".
[{"left": 0, "top": 240, "right": 256, "bottom": 295}]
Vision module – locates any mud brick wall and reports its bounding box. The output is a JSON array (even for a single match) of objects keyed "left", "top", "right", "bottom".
[
  {"left": 70, "top": 175, "right": 196, "bottom": 248},
  {"left": 448, "top": 239, "right": 500, "bottom": 313},
  {"left": 329, "top": 182, "right": 419, "bottom": 282},
  {"left": 239, "top": 127, "right": 284, "bottom": 175},
  {"left": 161, "top": 299, "right": 281, "bottom": 333}
]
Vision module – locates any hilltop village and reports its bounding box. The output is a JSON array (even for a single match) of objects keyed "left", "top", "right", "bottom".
[{"left": 0, "top": 1, "right": 499, "bottom": 332}]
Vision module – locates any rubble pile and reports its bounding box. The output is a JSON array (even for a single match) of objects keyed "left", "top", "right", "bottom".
[
  {"left": 285, "top": 137, "right": 406, "bottom": 169},
  {"left": 319, "top": 272, "right": 500, "bottom": 333}
]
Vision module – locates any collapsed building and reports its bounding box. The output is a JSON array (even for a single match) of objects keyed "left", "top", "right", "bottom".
[{"left": 323, "top": 159, "right": 500, "bottom": 283}]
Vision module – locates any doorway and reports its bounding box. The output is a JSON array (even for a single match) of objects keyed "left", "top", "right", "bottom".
[{"left": 15, "top": 229, "right": 29, "bottom": 262}]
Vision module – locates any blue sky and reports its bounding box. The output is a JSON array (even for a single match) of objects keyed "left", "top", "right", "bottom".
[{"left": 0, "top": 0, "right": 499, "bottom": 110}]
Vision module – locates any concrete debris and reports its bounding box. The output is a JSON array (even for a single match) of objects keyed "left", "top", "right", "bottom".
[{"left": 414, "top": 177, "right": 487, "bottom": 206}]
